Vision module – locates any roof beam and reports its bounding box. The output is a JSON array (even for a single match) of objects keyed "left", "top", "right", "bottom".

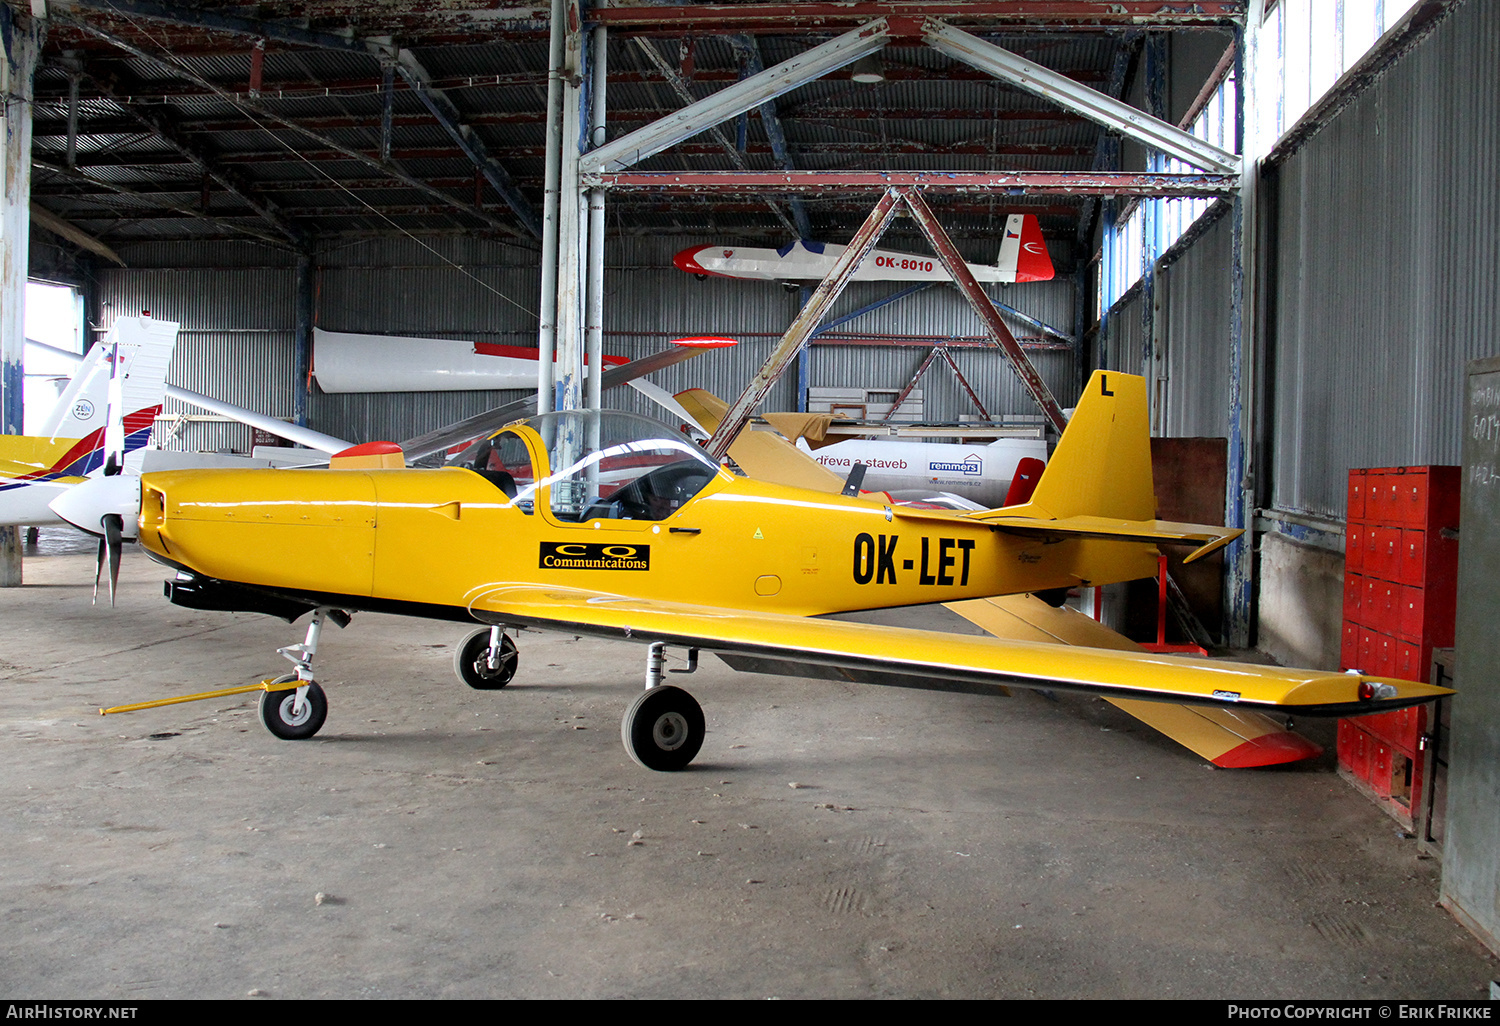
[
  {"left": 582, "top": 170, "right": 1238, "bottom": 198},
  {"left": 727, "top": 35, "right": 811, "bottom": 238},
  {"left": 55, "top": 14, "right": 529, "bottom": 239},
  {"left": 50, "top": 0, "right": 540, "bottom": 237},
  {"left": 390, "top": 48, "right": 540, "bottom": 237},
  {"left": 90, "top": 79, "right": 306, "bottom": 246},
  {"left": 581, "top": 19, "right": 890, "bottom": 173},
  {"left": 30, "top": 158, "right": 294, "bottom": 245},
  {"left": 923, "top": 20, "right": 1241, "bottom": 174},
  {"left": 32, "top": 64, "right": 1108, "bottom": 103},
  {"left": 627, "top": 36, "right": 798, "bottom": 237},
  {"left": 591, "top": 2, "right": 1244, "bottom": 33}
]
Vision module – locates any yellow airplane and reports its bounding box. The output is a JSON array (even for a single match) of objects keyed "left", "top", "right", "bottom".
[{"left": 124, "top": 370, "right": 1449, "bottom": 770}]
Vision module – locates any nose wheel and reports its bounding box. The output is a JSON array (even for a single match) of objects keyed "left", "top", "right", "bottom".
[
  {"left": 257, "top": 607, "right": 346, "bottom": 741},
  {"left": 259, "top": 674, "right": 328, "bottom": 740}
]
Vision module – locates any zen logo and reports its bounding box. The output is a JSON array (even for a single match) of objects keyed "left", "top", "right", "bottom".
[
  {"left": 928, "top": 454, "right": 982, "bottom": 476},
  {"left": 540, "top": 542, "right": 650, "bottom": 571},
  {"left": 72, "top": 399, "right": 95, "bottom": 420}
]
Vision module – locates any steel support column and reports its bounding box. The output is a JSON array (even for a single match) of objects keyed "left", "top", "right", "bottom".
[
  {"left": 1225, "top": 3, "right": 1263, "bottom": 648},
  {"left": 554, "top": 0, "right": 587, "bottom": 413},
  {"left": 293, "top": 252, "right": 313, "bottom": 428},
  {"left": 585, "top": 16, "right": 607, "bottom": 412},
  {"left": 796, "top": 285, "right": 812, "bottom": 413},
  {"left": 1, "top": 5, "right": 42, "bottom": 586},
  {"left": 1139, "top": 33, "right": 1166, "bottom": 399},
  {"left": 536, "top": 0, "right": 566, "bottom": 414}
]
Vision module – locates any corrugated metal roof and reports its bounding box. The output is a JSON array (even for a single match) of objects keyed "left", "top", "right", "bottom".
[{"left": 28, "top": 2, "right": 1164, "bottom": 249}]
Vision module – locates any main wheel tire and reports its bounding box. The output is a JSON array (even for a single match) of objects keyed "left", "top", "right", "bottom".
[
  {"left": 621, "top": 685, "right": 705, "bottom": 772},
  {"left": 259, "top": 674, "right": 327, "bottom": 740},
  {"left": 454, "top": 629, "right": 518, "bottom": 690}
]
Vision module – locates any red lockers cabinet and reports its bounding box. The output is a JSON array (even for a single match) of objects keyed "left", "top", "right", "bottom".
[{"left": 1339, "top": 466, "right": 1458, "bottom": 828}]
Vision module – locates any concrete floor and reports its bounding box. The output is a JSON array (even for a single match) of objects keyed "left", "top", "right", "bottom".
[{"left": 1, "top": 542, "right": 1495, "bottom": 1000}]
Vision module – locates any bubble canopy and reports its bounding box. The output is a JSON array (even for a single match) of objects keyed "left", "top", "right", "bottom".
[{"left": 450, "top": 410, "right": 721, "bottom": 522}]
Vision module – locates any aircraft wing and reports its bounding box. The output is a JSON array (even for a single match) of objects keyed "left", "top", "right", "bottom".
[
  {"left": 943, "top": 594, "right": 1324, "bottom": 768},
  {"left": 467, "top": 585, "right": 1449, "bottom": 717},
  {"left": 400, "top": 340, "right": 735, "bottom": 462}
]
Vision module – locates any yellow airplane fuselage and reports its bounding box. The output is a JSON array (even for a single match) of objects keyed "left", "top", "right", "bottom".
[{"left": 138, "top": 461, "right": 1156, "bottom": 621}]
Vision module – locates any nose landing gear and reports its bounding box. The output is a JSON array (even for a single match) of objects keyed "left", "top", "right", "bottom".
[{"left": 255, "top": 607, "right": 348, "bottom": 740}]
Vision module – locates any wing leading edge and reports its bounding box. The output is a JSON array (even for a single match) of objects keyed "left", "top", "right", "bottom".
[{"left": 467, "top": 585, "right": 1449, "bottom": 717}]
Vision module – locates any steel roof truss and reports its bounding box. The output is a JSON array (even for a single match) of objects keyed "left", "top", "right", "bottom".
[
  {"left": 923, "top": 20, "right": 1240, "bottom": 174},
  {"left": 580, "top": 18, "right": 891, "bottom": 174}
]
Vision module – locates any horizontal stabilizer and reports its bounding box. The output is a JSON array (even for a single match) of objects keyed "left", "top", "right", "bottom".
[{"left": 961, "top": 512, "right": 1242, "bottom": 564}]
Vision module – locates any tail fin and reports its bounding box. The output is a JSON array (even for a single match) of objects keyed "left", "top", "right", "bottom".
[
  {"left": 39, "top": 315, "right": 179, "bottom": 446},
  {"left": 961, "top": 370, "right": 1240, "bottom": 566},
  {"left": 1024, "top": 370, "right": 1155, "bottom": 521},
  {"left": 996, "top": 214, "right": 1055, "bottom": 283}
]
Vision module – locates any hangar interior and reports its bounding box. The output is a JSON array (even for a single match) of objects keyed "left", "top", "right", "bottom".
[{"left": 3, "top": 0, "right": 1499, "bottom": 1000}]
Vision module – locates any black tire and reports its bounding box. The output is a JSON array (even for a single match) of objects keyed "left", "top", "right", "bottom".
[
  {"left": 455, "top": 629, "right": 518, "bottom": 690},
  {"left": 259, "top": 674, "right": 327, "bottom": 740},
  {"left": 621, "top": 685, "right": 704, "bottom": 771}
]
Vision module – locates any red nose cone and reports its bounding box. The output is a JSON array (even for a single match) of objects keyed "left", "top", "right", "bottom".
[{"left": 673, "top": 245, "right": 713, "bottom": 275}]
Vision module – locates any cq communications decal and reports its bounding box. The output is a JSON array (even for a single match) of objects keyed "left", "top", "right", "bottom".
[{"left": 540, "top": 542, "right": 651, "bottom": 571}]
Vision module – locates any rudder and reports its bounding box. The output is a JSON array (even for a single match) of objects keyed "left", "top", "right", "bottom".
[{"left": 1023, "top": 370, "right": 1155, "bottom": 521}]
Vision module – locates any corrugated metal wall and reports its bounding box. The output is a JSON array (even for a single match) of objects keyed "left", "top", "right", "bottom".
[
  {"left": 1158, "top": 212, "right": 1233, "bottom": 439},
  {"left": 1266, "top": 0, "right": 1500, "bottom": 517},
  {"left": 313, "top": 236, "right": 542, "bottom": 445},
  {"left": 1104, "top": 291, "right": 1146, "bottom": 381},
  {"left": 97, "top": 231, "right": 1082, "bottom": 450},
  {"left": 97, "top": 264, "right": 297, "bottom": 454}
]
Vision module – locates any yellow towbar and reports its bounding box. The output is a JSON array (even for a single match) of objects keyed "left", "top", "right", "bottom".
[{"left": 100, "top": 678, "right": 298, "bottom": 716}]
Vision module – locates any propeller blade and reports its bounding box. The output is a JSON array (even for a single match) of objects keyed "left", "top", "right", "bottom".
[
  {"left": 103, "top": 514, "right": 123, "bottom": 607},
  {"left": 92, "top": 535, "right": 107, "bottom": 606}
]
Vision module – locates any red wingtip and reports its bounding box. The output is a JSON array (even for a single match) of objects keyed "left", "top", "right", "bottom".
[
  {"left": 1014, "top": 215, "right": 1055, "bottom": 283},
  {"left": 670, "top": 337, "right": 738, "bottom": 348},
  {"left": 1212, "top": 731, "right": 1324, "bottom": 769}
]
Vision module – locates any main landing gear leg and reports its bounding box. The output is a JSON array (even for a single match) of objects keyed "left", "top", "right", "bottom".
[
  {"left": 258, "top": 607, "right": 348, "bottom": 740},
  {"left": 454, "top": 625, "right": 518, "bottom": 690},
  {"left": 621, "top": 644, "right": 705, "bottom": 772}
]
